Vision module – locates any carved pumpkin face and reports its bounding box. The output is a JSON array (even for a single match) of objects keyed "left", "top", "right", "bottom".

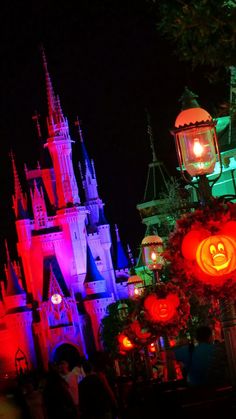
[
  {"left": 181, "top": 222, "right": 236, "bottom": 281},
  {"left": 196, "top": 234, "right": 236, "bottom": 276},
  {"left": 144, "top": 293, "right": 179, "bottom": 323}
]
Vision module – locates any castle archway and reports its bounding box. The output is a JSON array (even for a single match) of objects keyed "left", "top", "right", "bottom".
[{"left": 52, "top": 343, "right": 81, "bottom": 369}]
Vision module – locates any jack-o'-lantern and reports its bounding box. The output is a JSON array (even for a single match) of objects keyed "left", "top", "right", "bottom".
[
  {"left": 181, "top": 222, "right": 236, "bottom": 278},
  {"left": 117, "top": 333, "right": 134, "bottom": 351},
  {"left": 144, "top": 293, "right": 180, "bottom": 323},
  {"left": 196, "top": 234, "right": 236, "bottom": 276}
]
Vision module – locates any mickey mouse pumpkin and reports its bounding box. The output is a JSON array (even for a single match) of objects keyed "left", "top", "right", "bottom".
[
  {"left": 144, "top": 293, "right": 180, "bottom": 323},
  {"left": 181, "top": 221, "right": 236, "bottom": 282}
]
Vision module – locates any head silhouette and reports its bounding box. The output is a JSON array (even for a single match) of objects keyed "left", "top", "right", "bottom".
[{"left": 196, "top": 326, "right": 212, "bottom": 343}]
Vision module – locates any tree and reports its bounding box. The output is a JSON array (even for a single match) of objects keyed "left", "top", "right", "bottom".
[{"left": 149, "top": 0, "right": 236, "bottom": 81}]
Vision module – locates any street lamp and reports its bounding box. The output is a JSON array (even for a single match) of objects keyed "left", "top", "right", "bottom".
[
  {"left": 171, "top": 86, "right": 222, "bottom": 205},
  {"left": 127, "top": 272, "right": 144, "bottom": 298},
  {"left": 172, "top": 87, "right": 236, "bottom": 388},
  {"left": 141, "top": 235, "right": 164, "bottom": 284}
]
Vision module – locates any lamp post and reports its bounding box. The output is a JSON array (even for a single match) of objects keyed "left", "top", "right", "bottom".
[
  {"left": 172, "top": 86, "right": 236, "bottom": 388},
  {"left": 141, "top": 235, "right": 164, "bottom": 284},
  {"left": 171, "top": 87, "right": 222, "bottom": 205}
]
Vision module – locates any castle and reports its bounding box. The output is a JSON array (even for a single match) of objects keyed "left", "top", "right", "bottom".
[{"left": 0, "top": 51, "right": 131, "bottom": 376}]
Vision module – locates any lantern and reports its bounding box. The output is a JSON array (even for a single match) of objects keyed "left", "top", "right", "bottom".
[
  {"left": 141, "top": 235, "right": 164, "bottom": 272},
  {"left": 144, "top": 293, "right": 180, "bottom": 323},
  {"left": 172, "top": 87, "right": 220, "bottom": 178},
  {"left": 127, "top": 274, "right": 143, "bottom": 297},
  {"left": 117, "top": 302, "right": 129, "bottom": 321}
]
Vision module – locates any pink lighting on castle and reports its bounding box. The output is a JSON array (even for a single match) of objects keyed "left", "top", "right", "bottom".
[{"left": 0, "top": 50, "right": 131, "bottom": 375}]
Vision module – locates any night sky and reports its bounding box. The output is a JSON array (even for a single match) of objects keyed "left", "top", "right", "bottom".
[{"left": 0, "top": 1, "right": 228, "bottom": 266}]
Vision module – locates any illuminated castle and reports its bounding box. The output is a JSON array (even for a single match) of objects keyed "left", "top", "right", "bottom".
[{"left": 0, "top": 51, "right": 130, "bottom": 375}]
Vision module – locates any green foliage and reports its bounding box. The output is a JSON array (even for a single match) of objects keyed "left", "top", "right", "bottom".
[
  {"left": 100, "top": 299, "right": 136, "bottom": 355},
  {"left": 151, "top": 0, "right": 236, "bottom": 80}
]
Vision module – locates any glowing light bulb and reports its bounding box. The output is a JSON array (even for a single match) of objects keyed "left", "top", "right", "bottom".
[
  {"left": 51, "top": 293, "right": 62, "bottom": 304},
  {"left": 193, "top": 138, "right": 204, "bottom": 158},
  {"left": 151, "top": 251, "right": 157, "bottom": 261},
  {"left": 134, "top": 288, "right": 139, "bottom": 296}
]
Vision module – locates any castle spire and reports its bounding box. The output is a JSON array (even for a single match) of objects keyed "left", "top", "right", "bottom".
[
  {"left": 10, "top": 151, "right": 28, "bottom": 219},
  {"left": 5, "top": 240, "right": 24, "bottom": 296},
  {"left": 84, "top": 244, "right": 105, "bottom": 283},
  {"left": 75, "top": 118, "right": 94, "bottom": 177},
  {"left": 115, "top": 225, "right": 129, "bottom": 270},
  {"left": 41, "top": 45, "right": 56, "bottom": 120}
]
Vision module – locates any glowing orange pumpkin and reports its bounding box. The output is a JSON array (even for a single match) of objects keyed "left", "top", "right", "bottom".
[
  {"left": 117, "top": 333, "right": 134, "bottom": 351},
  {"left": 144, "top": 293, "right": 180, "bottom": 323},
  {"left": 196, "top": 234, "right": 236, "bottom": 276},
  {"left": 181, "top": 222, "right": 236, "bottom": 278}
]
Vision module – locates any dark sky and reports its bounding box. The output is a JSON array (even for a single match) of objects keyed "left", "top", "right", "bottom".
[{"left": 0, "top": 1, "right": 228, "bottom": 265}]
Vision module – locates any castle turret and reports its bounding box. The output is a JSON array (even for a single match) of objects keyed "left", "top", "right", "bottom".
[
  {"left": 30, "top": 180, "right": 48, "bottom": 229},
  {"left": 41, "top": 48, "right": 80, "bottom": 208},
  {"left": 0, "top": 241, "right": 36, "bottom": 374},
  {"left": 11, "top": 152, "right": 29, "bottom": 220},
  {"left": 83, "top": 243, "right": 113, "bottom": 349},
  {"left": 77, "top": 119, "right": 103, "bottom": 231}
]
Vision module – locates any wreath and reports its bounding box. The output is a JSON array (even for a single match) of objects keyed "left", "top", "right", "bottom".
[
  {"left": 165, "top": 197, "right": 236, "bottom": 302},
  {"left": 124, "top": 282, "right": 190, "bottom": 344}
]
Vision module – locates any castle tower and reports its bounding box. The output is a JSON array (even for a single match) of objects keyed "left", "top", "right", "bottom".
[
  {"left": 41, "top": 48, "right": 80, "bottom": 208},
  {"left": 83, "top": 243, "right": 114, "bottom": 349},
  {"left": 0, "top": 50, "right": 121, "bottom": 372},
  {"left": 0, "top": 242, "right": 36, "bottom": 374}
]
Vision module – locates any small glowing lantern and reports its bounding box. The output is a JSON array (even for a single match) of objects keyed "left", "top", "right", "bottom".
[
  {"left": 127, "top": 273, "right": 143, "bottom": 297},
  {"left": 141, "top": 235, "right": 164, "bottom": 272},
  {"left": 172, "top": 87, "right": 220, "bottom": 178},
  {"left": 117, "top": 302, "right": 129, "bottom": 321},
  {"left": 51, "top": 293, "right": 62, "bottom": 304}
]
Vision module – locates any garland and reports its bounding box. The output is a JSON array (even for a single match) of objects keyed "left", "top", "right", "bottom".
[
  {"left": 125, "top": 282, "right": 190, "bottom": 345},
  {"left": 165, "top": 197, "right": 236, "bottom": 301}
]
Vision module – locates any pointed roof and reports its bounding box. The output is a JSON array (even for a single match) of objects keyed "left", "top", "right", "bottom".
[
  {"left": 98, "top": 206, "right": 108, "bottom": 225},
  {"left": 41, "top": 46, "right": 57, "bottom": 119},
  {"left": 115, "top": 225, "right": 129, "bottom": 270},
  {"left": 42, "top": 255, "right": 70, "bottom": 301},
  {"left": 10, "top": 152, "right": 29, "bottom": 219},
  {"left": 143, "top": 113, "right": 171, "bottom": 202},
  {"left": 76, "top": 119, "right": 94, "bottom": 178},
  {"left": 5, "top": 240, "right": 25, "bottom": 296},
  {"left": 84, "top": 244, "right": 105, "bottom": 283}
]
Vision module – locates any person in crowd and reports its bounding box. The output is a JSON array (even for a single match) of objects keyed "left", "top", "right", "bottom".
[
  {"left": 173, "top": 325, "right": 215, "bottom": 387},
  {"left": 43, "top": 364, "right": 78, "bottom": 419},
  {"left": 58, "top": 360, "right": 79, "bottom": 408},
  {"left": 79, "top": 360, "right": 117, "bottom": 419},
  {"left": 72, "top": 356, "right": 86, "bottom": 384}
]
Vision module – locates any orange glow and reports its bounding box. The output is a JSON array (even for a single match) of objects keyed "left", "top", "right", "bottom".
[
  {"left": 151, "top": 251, "right": 157, "bottom": 261},
  {"left": 144, "top": 294, "right": 179, "bottom": 323},
  {"left": 118, "top": 333, "right": 134, "bottom": 351},
  {"left": 193, "top": 138, "right": 204, "bottom": 157},
  {"left": 196, "top": 235, "right": 236, "bottom": 277},
  {"left": 148, "top": 342, "right": 156, "bottom": 353}
]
